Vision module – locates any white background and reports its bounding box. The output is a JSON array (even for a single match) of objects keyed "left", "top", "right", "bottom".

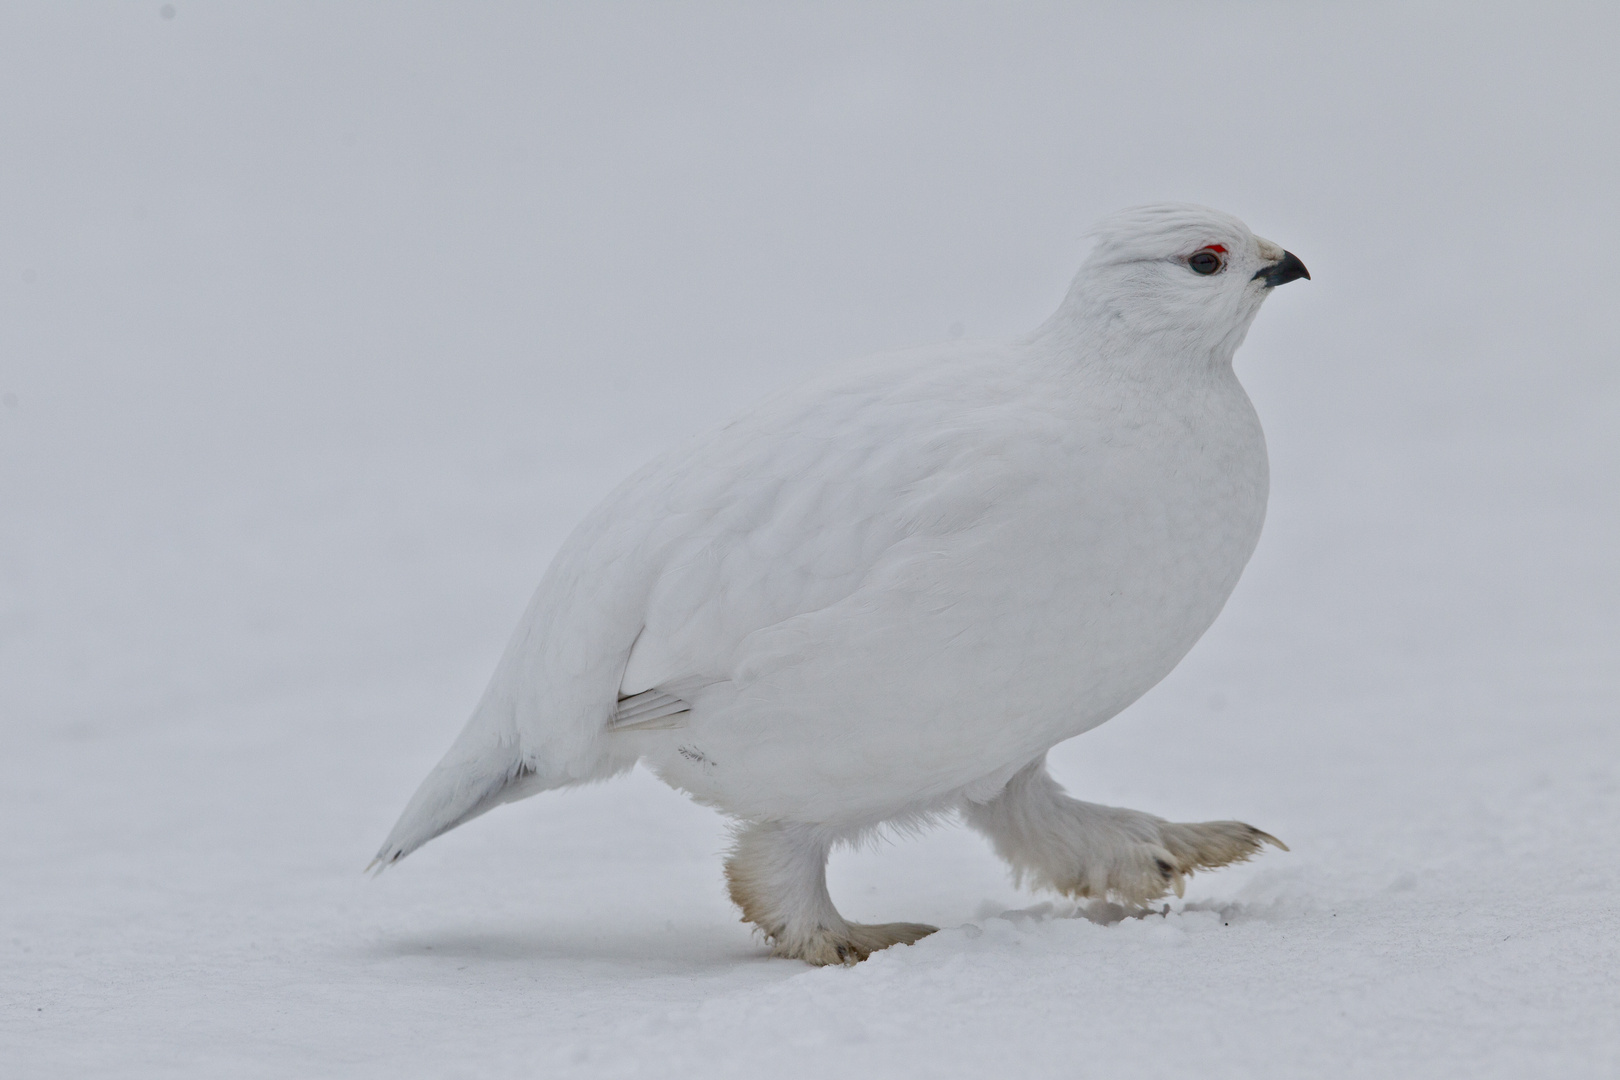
[{"left": 2, "top": 3, "right": 1616, "bottom": 1077}]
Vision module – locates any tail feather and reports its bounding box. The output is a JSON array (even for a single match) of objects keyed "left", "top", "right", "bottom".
[{"left": 370, "top": 734, "right": 551, "bottom": 872}]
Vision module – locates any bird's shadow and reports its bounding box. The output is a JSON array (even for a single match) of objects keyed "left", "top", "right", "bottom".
[
  {"left": 355, "top": 920, "right": 777, "bottom": 975},
  {"left": 985, "top": 896, "right": 1275, "bottom": 926}
]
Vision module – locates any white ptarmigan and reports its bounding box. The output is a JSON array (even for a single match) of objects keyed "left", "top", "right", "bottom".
[{"left": 374, "top": 203, "right": 1309, "bottom": 965}]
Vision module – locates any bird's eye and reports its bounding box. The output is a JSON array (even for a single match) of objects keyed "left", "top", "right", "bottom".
[{"left": 1187, "top": 248, "right": 1224, "bottom": 275}]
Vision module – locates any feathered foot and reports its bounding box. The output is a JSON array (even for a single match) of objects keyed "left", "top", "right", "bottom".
[
  {"left": 1151, "top": 820, "right": 1287, "bottom": 897},
  {"left": 725, "top": 820, "right": 936, "bottom": 966},
  {"left": 778, "top": 920, "right": 939, "bottom": 967},
  {"left": 965, "top": 758, "right": 1286, "bottom": 907}
]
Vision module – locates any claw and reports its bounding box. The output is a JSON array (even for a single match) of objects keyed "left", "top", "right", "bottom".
[{"left": 1253, "top": 829, "right": 1289, "bottom": 852}]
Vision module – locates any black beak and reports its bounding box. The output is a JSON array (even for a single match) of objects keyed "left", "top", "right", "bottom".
[{"left": 1253, "top": 250, "right": 1310, "bottom": 288}]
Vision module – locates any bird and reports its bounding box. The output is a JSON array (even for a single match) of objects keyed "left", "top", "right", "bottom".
[{"left": 373, "top": 203, "right": 1309, "bottom": 965}]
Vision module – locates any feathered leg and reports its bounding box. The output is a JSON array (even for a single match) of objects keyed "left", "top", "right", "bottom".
[
  {"left": 724, "top": 820, "right": 936, "bottom": 965},
  {"left": 963, "top": 757, "right": 1285, "bottom": 905}
]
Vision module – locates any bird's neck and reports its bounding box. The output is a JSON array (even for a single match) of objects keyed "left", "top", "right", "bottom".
[{"left": 1025, "top": 285, "right": 1257, "bottom": 384}]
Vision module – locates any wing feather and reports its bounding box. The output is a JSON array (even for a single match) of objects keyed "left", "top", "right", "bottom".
[{"left": 609, "top": 688, "right": 691, "bottom": 731}]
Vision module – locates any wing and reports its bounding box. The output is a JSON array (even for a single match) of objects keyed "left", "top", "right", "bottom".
[
  {"left": 612, "top": 340, "right": 1060, "bottom": 704},
  {"left": 609, "top": 688, "right": 691, "bottom": 731}
]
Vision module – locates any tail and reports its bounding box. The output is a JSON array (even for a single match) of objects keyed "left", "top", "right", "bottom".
[{"left": 368, "top": 722, "right": 554, "bottom": 873}]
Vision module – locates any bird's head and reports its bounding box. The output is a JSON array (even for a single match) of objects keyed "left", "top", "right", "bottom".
[{"left": 1039, "top": 203, "right": 1309, "bottom": 369}]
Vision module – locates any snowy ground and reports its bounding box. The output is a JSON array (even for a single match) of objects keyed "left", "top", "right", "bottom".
[{"left": 3, "top": 4, "right": 1618, "bottom": 1077}]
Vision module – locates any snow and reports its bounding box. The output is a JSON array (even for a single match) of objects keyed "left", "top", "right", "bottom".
[{"left": 3, "top": 3, "right": 1617, "bottom": 1077}]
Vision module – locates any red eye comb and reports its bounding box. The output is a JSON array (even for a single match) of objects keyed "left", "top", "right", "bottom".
[{"left": 1204, "top": 244, "right": 1226, "bottom": 254}]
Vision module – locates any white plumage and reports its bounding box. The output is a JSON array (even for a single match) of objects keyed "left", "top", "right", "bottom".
[{"left": 375, "top": 203, "right": 1309, "bottom": 964}]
